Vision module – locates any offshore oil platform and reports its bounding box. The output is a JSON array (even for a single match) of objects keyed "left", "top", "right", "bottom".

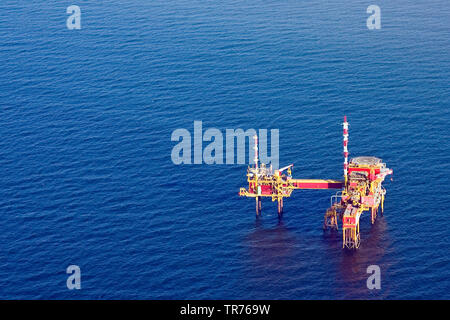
[{"left": 239, "top": 117, "right": 393, "bottom": 249}]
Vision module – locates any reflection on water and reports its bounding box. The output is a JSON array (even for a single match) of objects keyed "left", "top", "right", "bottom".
[
  {"left": 240, "top": 218, "right": 305, "bottom": 298},
  {"left": 244, "top": 219, "right": 298, "bottom": 270},
  {"left": 329, "top": 216, "right": 392, "bottom": 299},
  {"left": 241, "top": 211, "right": 395, "bottom": 298}
]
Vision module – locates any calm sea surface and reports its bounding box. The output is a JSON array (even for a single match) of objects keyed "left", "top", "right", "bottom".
[{"left": 0, "top": 0, "right": 449, "bottom": 299}]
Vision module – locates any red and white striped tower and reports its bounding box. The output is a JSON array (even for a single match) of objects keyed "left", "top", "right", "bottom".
[
  {"left": 253, "top": 135, "right": 259, "bottom": 169},
  {"left": 343, "top": 116, "right": 349, "bottom": 184},
  {"left": 253, "top": 134, "right": 260, "bottom": 215}
]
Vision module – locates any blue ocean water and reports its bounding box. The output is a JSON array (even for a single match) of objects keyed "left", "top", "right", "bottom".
[{"left": 0, "top": 0, "right": 449, "bottom": 299}]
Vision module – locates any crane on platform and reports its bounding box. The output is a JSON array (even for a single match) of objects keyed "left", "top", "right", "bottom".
[{"left": 239, "top": 116, "right": 393, "bottom": 249}]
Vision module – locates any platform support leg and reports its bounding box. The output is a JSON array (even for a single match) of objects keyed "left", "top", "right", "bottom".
[
  {"left": 343, "top": 223, "right": 360, "bottom": 249},
  {"left": 371, "top": 207, "right": 377, "bottom": 224},
  {"left": 256, "top": 197, "right": 260, "bottom": 216},
  {"left": 277, "top": 198, "right": 284, "bottom": 217}
]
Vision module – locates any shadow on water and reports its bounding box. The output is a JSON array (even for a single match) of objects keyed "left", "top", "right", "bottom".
[
  {"left": 241, "top": 210, "right": 393, "bottom": 298},
  {"left": 244, "top": 218, "right": 298, "bottom": 270},
  {"left": 238, "top": 216, "right": 311, "bottom": 298},
  {"left": 322, "top": 215, "right": 392, "bottom": 299}
]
